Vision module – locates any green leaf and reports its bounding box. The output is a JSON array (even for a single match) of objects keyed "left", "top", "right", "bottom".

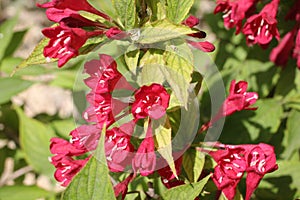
[
  {"left": 0, "top": 78, "right": 33, "bottom": 104},
  {"left": 246, "top": 99, "right": 283, "bottom": 136},
  {"left": 137, "top": 49, "right": 165, "bottom": 85},
  {"left": 13, "top": 38, "right": 56, "bottom": 74},
  {"left": 153, "top": 116, "right": 177, "bottom": 178},
  {"left": 0, "top": 16, "right": 18, "bottom": 61},
  {"left": 4, "top": 30, "right": 27, "bottom": 58},
  {"left": 138, "top": 19, "right": 196, "bottom": 44},
  {"left": 51, "top": 119, "right": 76, "bottom": 139},
  {"left": 166, "top": 0, "right": 194, "bottom": 24},
  {"left": 162, "top": 50, "right": 193, "bottom": 108},
  {"left": 88, "top": 0, "right": 117, "bottom": 19},
  {"left": 0, "top": 57, "right": 47, "bottom": 76},
  {"left": 182, "top": 148, "right": 205, "bottom": 183},
  {"left": 112, "top": 0, "right": 136, "bottom": 29},
  {"left": 282, "top": 109, "right": 300, "bottom": 159},
  {"left": 161, "top": 174, "right": 211, "bottom": 200},
  {"left": 62, "top": 125, "right": 116, "bottom": 200},
  {"left": 146, "top": 0, "right": 166, "bottom": 21},
  {"left": 125, "top": 48, "right": 140, "bottom": 75},
  {"left": 15, "top": 107, "right": 56, "bottom": 176},
  {"left": 263, "top": 160, "right": 300, "bottom": 197},
  {"left": 0, "top": 186, "right": 52, "bottom": 200}
]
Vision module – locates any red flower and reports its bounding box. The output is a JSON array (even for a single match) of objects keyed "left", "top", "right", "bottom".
[
  {"left": 187, "top": 41, "right": 215, "bottom": 52},
  {"left": 105, "top": 128, "right": 134, "bottom": 172},
  {"left": 242, "top": 0, "right": 280, "bottom": 47},
  {"left": 182, "top": 15, "right": 215, "bottom": 52},
  {"left": 69, "top": 125, "right": 100, "bottom": 151},
  {"left": 293, "top": 29, "right": 300, "bottom": 69},
  {"left": 157, "top": 156, "right": 184, "bottom": 189},
  {"left": 209, "top": 146, "right": 247, "bottom": 200},
  {"left": 52, "top": 155, "right": 89, "bottom": 186},
  {"left": 44, "top": 8, "right": 100, "bottom": 27},
  {"left": 270, "top": 28, "right": 297, "bottom": 67},
  {"left": 114, "top": 173, "right": 135, "bottom": 199},
  {"left": 132, "top": 83, "right": 170, "bottom": 120},
  {"left": 214, "top": 0, "right": 257, "bottom": 34},
  {"left": 133, "top": 124, "right": 156, "bottom": 176},
  {"left": 201, "top": 142, "right": 278, "bottom": 200},
  {"left": 244, "top": 143, "right": 278, "bottom": 200},
  {"left": 49, "top": 138, "right": 89, "bottom": 186},
  {"left": 222, "top": 80, "right": 258, "bottom": 116},
  {"left": 84, "top": 54, "right": 123, "bottom": 93},
  {"left": 37, "top": 0, "right": 109, "bottom": 20},
  {"left": 83, "top": 54, "right": 132, "bottom": 125},
  {"left": 183, "top": 15, "right": 199, "bottom": 28},
  {"left": 199, "top": 80, "right": 258, "bottom": 133},
  {"left": 42, "top": 26, "right": 100, "bottom": 67},
  {"left": 50, "top": 137, "right": 86, "bottom": 156}
]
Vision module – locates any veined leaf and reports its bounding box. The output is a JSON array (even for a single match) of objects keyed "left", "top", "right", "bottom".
[
  {"left": 87, "top": 0, "right": 117, "bottom": 19},
  {"left": 153, "top": 116, "right": 177, "bottom": 178},
  {"left": 16, "top": 107, "right": 56, "bottom": 176},
  {"left": 138, "top": 49, "right": 166, "bottom": 85},
  {"left": 62, "top": 125, "right": 116, "bottom": 200},
  {"left": 161, "top": 175, "right": 211, "bottom": 200},
  {"left": 138, "top": 19, "right": 196, "bottom": 44},
  {"left": 0, "top": 78, "right": 33, "bottom": 104},
  {"left": 146, "top": 0, "right": 166, "bottom": 21},
  {"left": 125, "top": 48, "right": 140, "bottom": 75},
  {"left": 162, "top": 50, "right": 193, "bottom": 108},
  {"left": 112, "top": 0, "right": 136, "bottom": 29},
  {"left": 182, "top": 148, "right": 205, "bottom": 183},
  {"left": 166, "top": 0, "right": 194, "bottom": 24},
  {"left": 13, "top": 38, "right": 56, "bottom": 74}
]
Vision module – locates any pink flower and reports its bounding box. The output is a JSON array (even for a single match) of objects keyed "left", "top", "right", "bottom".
[
  {"left": 84, "top": 54, "right": 123, "bottom": 93},
  {"left": 242, "top": 0, "right": 280, "bottom": 47},
  {"left": 209, "top": 147, "right": 247, "bottom": 200},
  {"left": 244, "top": 143, "right": 278, "bottom": 200},
  {"left": 105, "top": 128, "right": 134, "bottom": 172},
  {"left": 293, "top": 29, "right": 300, "bottom": 69},
  {"left": 201, "top": 142, "right": 278, "bottom": 200},
  {"left": 222, "top": 80, "right": 258, "bottom": 116},
  {"left": 214, "top": 0, "right": 257, "bottom": 34},
  {"left": 50, "top": 137, "right": 86, "bottom": 156},
  {"left": 270, "top": 28, "right": 297, "bottom": 67},
  {"left": 199, "top": 80, "right": 258, "bottom": 133},
  {"left": 83, "top": 54, "right": 132, "bottom": 125},
  {"left": 105, "top": 27, "right": 128, "bottom": 40},
  {"left": 69, "top": 125, "right": 100, "bottom": 151},
  {"left": 157, "top": 156, "right": 184, "bottom": 189},
  {"left": 182, "top": 15, "right": 215, "bottom": 52},
  {"left": 42, "top": 25, "right": 100, "bottom": 67},
  {"left": 133, "top": 124, "right": 156, "bottom": 176},
  {"left": 52, "top": 155, "right": 89, "bottom": 186},
  {"left": 114, "top": 173, "right": 135, "bottom": 199},
  {"left": 132, "top": 83, "right": 170, "bottom": 120},
  {"left": 187, "top": 41, "right": 215, "bottom": 52},
  {"left": 44, "top": 8, "right": 100, "bottom": 27},
  {"left": 49, "top": 137, "right": 90, "bottom": 186},
  {"left": 37, "top": 0, "right": 109, "bottom": 20}
]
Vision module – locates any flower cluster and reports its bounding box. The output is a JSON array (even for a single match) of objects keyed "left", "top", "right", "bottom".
[
  {"left": 200, "top": 142, "right": 278, "bottom": 200},
  {"left": 38, "top": 0, "right": 123, "bottom": 67},
  {"left": 48, "top": 54, "right": 171, "bottom": 194},
  {"left": 214, "top": 0, "right": 280, "bottom": 48},
  {"left": 215, "top": 0, "right": 300, "bottom": 69}
]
